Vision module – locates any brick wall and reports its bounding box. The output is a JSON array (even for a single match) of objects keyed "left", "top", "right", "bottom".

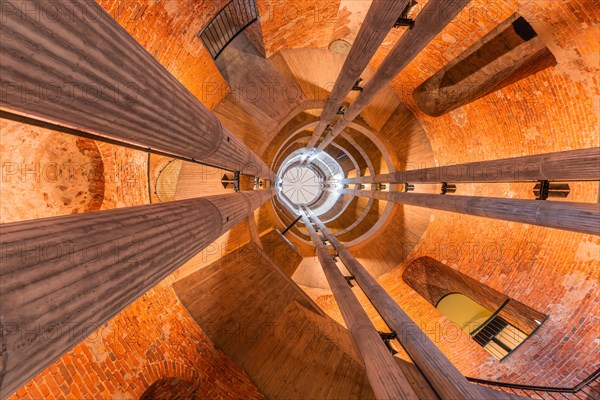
[
  {"left": 257, "top": 0, "right": 341, "bottom": 57},
  {"left": 0, "top": 119, "right": 105, "bottom": 224}
]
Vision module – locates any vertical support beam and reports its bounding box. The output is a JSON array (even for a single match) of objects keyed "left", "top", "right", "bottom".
[
  {"left": 298, "top": 208, "right": 418, "bottom": 400},
  {"left": 307, "top": 0, "right": 410, "bottom": 148},
  {"left": 326, "top": 188, "right": 600, "bottom": 236},
  {"left": 318, "top": 0, "right": 471, "bottom": 150},
  {"left": 0, "top": 189, "right": 275, "bottom": 398},
  {"left": 336, "top": 148, "right": 600, "bottom": 185},
  {"left": 0, "top": 0, "right": 272, "bottom": 179},
  {"left": 307, "top": 210, "right": 483, "bottom": 400}
]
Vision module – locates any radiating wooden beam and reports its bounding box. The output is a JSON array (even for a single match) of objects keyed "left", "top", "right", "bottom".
[
  {"left": 307, "top": 210, "right": 484, "bottom": 400},
  {"left": 327, "top": 188, "right": 600, "bottom": 236},
  {"left": 318, "top": 0, "right": 471, "bottom": 150},
  {"left": 337, "top": 148, "right": 600, "bottom": 184},
  {"left": 0, "top": 189, "right": 274, "bottom": 398},
  {"left": 298, "top": 208, "right": 419, "bottom": 400},
  {"left": 306, "top": 0, "right": 410, "bottom": 148},
  {"left": 0, "top": 0, "right": 272, "bottom": 179}
]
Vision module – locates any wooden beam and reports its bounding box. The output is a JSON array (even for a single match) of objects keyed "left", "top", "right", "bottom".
[
  {"left": 0, "top": 0, "right": 272, "bottom": 179},
  {"left": 318, "top": 0, "right": 471, "bottom": 150},
  {"left": 0, "top": 189, "right": 274, "bottom": 398},
  {"left": 327, "top": 188, "right": 600, "bottom": 236},
  {"left": 299, "top": 209, "right": 419, "bottom": 400},
  {"left": 307, "top": 210, "right": 484, "bottom": 400},
  {"left": 337, "top": 148, "right": 600, "bottom": 184},
  {"left": 306, "top": 0, "right": 411, "bottom": 148}
]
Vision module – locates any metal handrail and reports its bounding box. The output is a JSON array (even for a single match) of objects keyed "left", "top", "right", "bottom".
[
  {"left": 470, "top": 299, "right": 510, "bottom": 336},
  {"left": 198, "top": 0, "right": 259, "bottom": 59},
  {"left": 467, "top": 368, "right": 600, "bottom": 399}
]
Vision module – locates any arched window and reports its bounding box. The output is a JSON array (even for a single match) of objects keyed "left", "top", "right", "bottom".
[{"left": 403, "top": 257, "right": 547, "bottom": 360}]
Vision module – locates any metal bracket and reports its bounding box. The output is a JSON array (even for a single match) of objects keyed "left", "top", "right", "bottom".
[
  {"left": 359, "top": 184, "right": 365, "bottom": 190},
  {"left": 440, "top": 182, "right": 457, "bottom": 195},
  {"left": 394, "top": 1, "right": 417, "bottom": 28},
  {"left": 378, "top": 331, "right": 397, "bottom": 341},
  {"left": 221, "top": 171, "right": 240, "bottom": 191},
  {"left": 534, "top": 180, "right": 550, "bottom": 200},
  {"left": 254, "top": 177, "right": 267, "bottom": 189},
  {"left": 403, "top": 183, "right": 415, "bottom": 192},
  {"left": 394, "top": 17, "right": 414, "bottom": 28},
  {"left": 352, "top": 78, "right": 364, "bottom": 92},
  {"left": 324, "top": 124, "right": 333, "bottom": 133},
  {"left": 533, "top": 180, "right": 570, "bottom": 200},
  {"left": 344, "top": 275, "right": 355, "bottom": 287},
  {"left": 336, "top": 105, "right": 347, "bottom": 115},
  {"left": 379, "top": 331, "right": 399, "bottom": 355},
  {"left": 375, "top": 183, "right": 387, "bottom": 191}
]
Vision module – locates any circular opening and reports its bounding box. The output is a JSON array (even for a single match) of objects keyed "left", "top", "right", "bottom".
[
  {"left": 329, "top": 39, "right": 351, "bottom": 55},
  {"left": 280, "top": 166, "right": 321, "bottom": 205},
  {"left": 275, "top": 149, "right": 343, "bottom": 217}
]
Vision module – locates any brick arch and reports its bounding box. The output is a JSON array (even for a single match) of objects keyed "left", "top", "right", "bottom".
[
  {"left": 137, "top": 360, "right": 204, "bottom": 393},
  {"left": 140, "top": 377, "right": 198, "bottom": 400}
]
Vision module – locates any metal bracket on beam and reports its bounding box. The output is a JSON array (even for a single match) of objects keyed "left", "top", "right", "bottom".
[
  {"left": 395, "top": 0, "right": 417, "bottom": 28},
  {"left": 344, "top": 275, "right": 355, "bottom": 287},
  {"left": 359, "top": 184, "right": 365, "bottom": 190},
  {"left": 378, "top": 331, "right": 397, "bottom": 341},
  {"left": 403, "top": 183, "right": 415, "bottom": 192},
  {"left": 254, "top": 177, "right": 267, "bottom": 189},
  {"left": 379, "top": 331, "right": 399, "bottom": 355},
  {"left": 221, "top": 171, "right": 240, "bottom": 191},
  {"left": 352, "top": 78, "right": 364, "bottom": 92},
  {"left": 394, "top": 17, "right": 414, "bottom": 28},
  {"left": 533, "top": 180, "right": 570, "bottom": 200},
  {"left": 534, "top": 180, "right": 550, "bottom": 200},
  {"left": 440, "top": 182, "right": 456, "bottom": 195},
  {"left": 375, "top": 183, "right": 387, "bottom": 191},
  {"left": 336, "top": 105, "right": 347, "bottom": 115}
]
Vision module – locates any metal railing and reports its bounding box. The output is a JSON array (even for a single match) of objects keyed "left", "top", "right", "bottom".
[
  {"left": 468, "top": 368, "right": 600, "bottom": 399},
  {"left": 198, "top": 0, "right": 259, "bottom": 59}
]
